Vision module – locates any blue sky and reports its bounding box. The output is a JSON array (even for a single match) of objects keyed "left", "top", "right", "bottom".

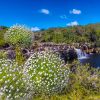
[{"left": 0, "top": 0, "right": 100, "bottom": 30}]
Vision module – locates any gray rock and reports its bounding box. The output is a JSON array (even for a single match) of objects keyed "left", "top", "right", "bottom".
[{"left": 7, "top": 50, "right": 16, "bottom": 59}]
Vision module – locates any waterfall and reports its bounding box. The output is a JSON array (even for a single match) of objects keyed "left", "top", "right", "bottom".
[{"left": 75, "top": 49, "right": 88, "bottom": 59}]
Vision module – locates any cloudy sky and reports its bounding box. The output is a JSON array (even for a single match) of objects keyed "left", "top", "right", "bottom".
[{"left": 0, "top": 0, "right": 100, "bottom": 30}]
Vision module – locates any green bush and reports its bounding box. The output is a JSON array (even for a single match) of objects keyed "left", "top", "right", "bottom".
[
  {"left": 4, "top": 24, "right": 33, "bottom": 47},
  {"left": 66, "top": 61, "right": 100, "bottom": 100},
  {"left": 0, "top": 50, "right": 7, "bottom": 59},
  {"left": 0, "top": 53, "right": 99, "bottom": 100},
  {"left": 24, "top": 51, "right": 70, "bottom": 96},
  {"left": 0, "top": 59, "right": 27, "bottom": 100},
  {"left": 0, "top": 27, "right": 8, "bottom": 46}
]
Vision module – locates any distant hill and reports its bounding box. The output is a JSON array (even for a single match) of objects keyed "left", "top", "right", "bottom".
[
  {"left": 34, "top": 23, "right": 100, "bottom": 44},
  {"left": 86, "top": 23, "right": 100, "bottom": 30}
]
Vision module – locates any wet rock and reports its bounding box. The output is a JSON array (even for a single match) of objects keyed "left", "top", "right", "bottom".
[
  {"left": 68, "top": 49, "right": 77, "bottom": 61},
  {"left": 59, "top": 49, "right": 77, "bottom": 64}
]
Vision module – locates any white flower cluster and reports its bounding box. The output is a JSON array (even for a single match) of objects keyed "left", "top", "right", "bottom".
[
  {"left": 0, "top": 59, "right": 26, "bottom": 100},
  {"left": 24, "top": 51, "right": 70, "bottom": 96},
  {"left": 4, "top": 24, "right": 33, "bottom": 47},
  {"left": 0, "top": 51, "right": 70, "bottom": 99}
]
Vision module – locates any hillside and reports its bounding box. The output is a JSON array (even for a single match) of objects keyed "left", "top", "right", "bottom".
[
  {"left": 34, "top": 23, "right": 100, "bottom": 45},
  {"left": 0, "top": 23, "right": 100, "bottom": 47}
]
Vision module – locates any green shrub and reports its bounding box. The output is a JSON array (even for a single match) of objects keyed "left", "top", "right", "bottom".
[
  {"left": 15, "top": 46, "right": 25, "bottom": 65},
  {"left": 0, "top": 27, "right": 8, "bottom": 46},
  {"left": 0, "top": 59, "right": 27, "bottom": 100},
  {"left": 0, "top": 50, "right": 7, "bottom": 59},
  {"left": 4, "top": 24, "right": 33, "bottom": 48},
  {"left": 24, "top": 51, "right": 70, "bottom": 97},
  {"left": 0, "top": 53, "right": 99, "bottom": 100},
  {"left": 67, "top": 61, "right": 100, "bottom": 99}
]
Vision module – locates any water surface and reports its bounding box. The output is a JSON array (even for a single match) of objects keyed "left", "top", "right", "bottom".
[{"left": 79, "top": 54, "right": 100, "bottom": 68}]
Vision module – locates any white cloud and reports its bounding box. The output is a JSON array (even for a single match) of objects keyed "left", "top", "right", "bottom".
[
  {"left": 40, "top": 9, "right": 50, "bottom": 14},
  {"left": 70, "top": 9, "right": 81, "bottom": 15},
  {"left": 60, "top": 15, "right": 67, "bottom": 19},
  {"left": 31, "top": 27, "right": 40, "bottom": 32},
  {"left": 67, "top": 21, "right": 79, "bottom": 26}
]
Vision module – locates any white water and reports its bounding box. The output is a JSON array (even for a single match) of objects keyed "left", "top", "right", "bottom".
[{"left": 75, "top": 49, "right": 88, "bottom": 60}]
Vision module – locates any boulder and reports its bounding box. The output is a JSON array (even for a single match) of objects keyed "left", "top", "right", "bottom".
[
  {"left": 7, "top": 50, "right": 16, "bottom": 59},
  {"left": 59, "top": 49, "right": 77, "bottom": 64}
]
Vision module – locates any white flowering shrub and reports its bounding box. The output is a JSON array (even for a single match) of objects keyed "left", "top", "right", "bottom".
[
  {"left": 4, "top": 24, "right": 33, "bottom": 47},
  {"left": 0, "top": 59, "right": 27, "bottom": 100},
  {"left": 24, "top": 51, "right": 70, "bottom": 96},
  {"left": 0, "top": 51, "right": 70, "bottom": 99}
]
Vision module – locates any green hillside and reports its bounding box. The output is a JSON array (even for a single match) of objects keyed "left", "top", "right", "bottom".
[
  {"left": 34, "top": 23, "right": 100, "bottom": 45},
  {"left": 0, "top": 23, "right": 100, "bottom": 47}
]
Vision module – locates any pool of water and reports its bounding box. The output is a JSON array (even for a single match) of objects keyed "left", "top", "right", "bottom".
[{"left": 79, "top": 54, "right": 100, "bottom": 68}]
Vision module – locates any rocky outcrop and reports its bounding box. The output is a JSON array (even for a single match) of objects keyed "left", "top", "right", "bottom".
[{"left": 59, "top": 48, "right": 77, "bottom": 64}]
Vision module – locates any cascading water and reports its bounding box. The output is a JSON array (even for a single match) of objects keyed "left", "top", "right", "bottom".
[
  {"left": 75, "top": 48, "right": 100, "bottom": 67},
  {"left": 75, "top": 49, "right": 88, "bottom": 59}
]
